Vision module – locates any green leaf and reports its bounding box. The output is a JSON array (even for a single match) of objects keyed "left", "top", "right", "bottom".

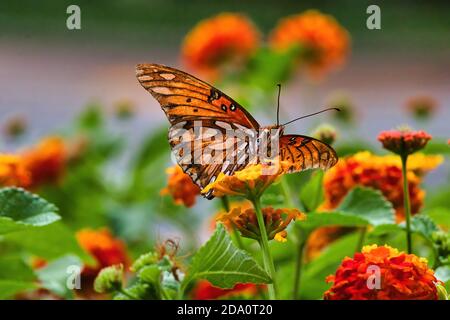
[
  {"left": 139, "top": 265, "right": 161, "bottom": 285},
  {"left": 3, "top": 222, "right": 94, "bottom": 264},
  {"left": 182, "top": 224, "right": 271, "bottom": 290},
  {"left": 296, "top": 212, "right": 368, "bottom": 235},
  {"left": 0, "top": 255, "right": 37, "bottom": 299},
  {"left": 425, "top": 207, "right": 450, "bottom": 229},
  {"left": 35, "top": 255, "right": 82, "bottom": 299},
  {"left": 410, "top": 215, "right": 439, "bottom": 240},
  {"left": 300, "top": 233, "right": 360, "bottom": 299},
  {"left": 0, "top": 280, "right": 36, "bottom": 299},
  {"left": 422, "top": 139, "right": 450, "bottom": 155},
  {"left": 0, "top": 187, "right": 60, "bottom": 235},
  {"left": 299, "top": 171, "right": 324, "bottom": 212},
  {"left": 0, "top": 256, "right": 36, "bottom": 282},
  {"left": 337, "top": 187, "right": 395, "bottom": 226}
]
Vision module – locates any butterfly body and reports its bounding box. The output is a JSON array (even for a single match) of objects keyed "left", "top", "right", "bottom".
[{"left": 136, "top": 63, "right": 338, "bottom": 199}]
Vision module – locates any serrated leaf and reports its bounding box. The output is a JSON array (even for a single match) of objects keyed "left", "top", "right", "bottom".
[
  {"left": 299, "top": 171, "right": 324, "bottom": 212},
  {"left": 410, "top": 215, "right": 439, "bottom": 240},
  {"left": 337, "top": 187, "right": 395, "bottom": 226},
  {"left": 0, "top": 187, "right": 60, "bottom": 234},
  {"left": 182, "top": 224, "right": 271, "bottom": 290}
]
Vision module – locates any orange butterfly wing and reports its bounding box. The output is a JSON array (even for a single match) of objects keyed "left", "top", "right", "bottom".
[
  {"left": 136, "top": 64, "right": 259, "bottom": 129},
  {"left": 279, "top": 135, "right": 338, "bottom": 173},
  {"left": 136, "top": 64, "right": 259, "bottom": 198}
]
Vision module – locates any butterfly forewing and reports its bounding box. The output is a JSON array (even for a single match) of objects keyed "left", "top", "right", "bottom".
[{"left": 136, "top": 64, "right": 260, "bottom": 198}]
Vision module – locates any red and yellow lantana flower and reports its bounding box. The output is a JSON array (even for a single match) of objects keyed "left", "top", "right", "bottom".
[
  {"left": 324, "top": 245, "right": 440, "bottom": 300},
  {"left": 76, "top": 228, "right": 130, "bottom": 279}
]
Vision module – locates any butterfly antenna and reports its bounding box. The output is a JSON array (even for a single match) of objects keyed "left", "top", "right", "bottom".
[
  {"left": 282, "top": 107, "right": 340, "bottom": 126},
  {"left": 276, "top": 84, "right": 281, "bottom": 126}
]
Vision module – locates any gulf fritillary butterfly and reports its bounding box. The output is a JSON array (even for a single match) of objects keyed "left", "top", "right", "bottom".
[{"left": 136, "top": 63, "right": 338, "bottom": 199}]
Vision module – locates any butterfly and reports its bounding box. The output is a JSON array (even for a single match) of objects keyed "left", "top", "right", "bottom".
[{"left": 136, "top": 63, "right": 338, "bottom": 199}]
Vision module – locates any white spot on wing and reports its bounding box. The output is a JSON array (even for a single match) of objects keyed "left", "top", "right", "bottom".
[
  {"left": 152, "top": 87, "right": 171, "bottom": 95},
  {"left": 160, "top": 73, "right": 176, "bottom": 80},
  {"left": 139, "top": 75, "right": 153, "bottom": 81}
]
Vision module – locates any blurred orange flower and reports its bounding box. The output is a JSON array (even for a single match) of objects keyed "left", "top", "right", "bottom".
[
  {"left": 324, "top": 245, "right": 440, "bottom": 300},
  {"left": 322, "top": 152, "right": 442, "bottom": 221},
  {"left": 22, "top": 136, "right": 67, "bottom": 188},
  {"left": 192, "top": 280, "right": 264, "bottom": 300},
  {"left": 217, "top": 206, "right": 305, "bottom": 242},
  {"left": 378, "top": 129, "right": 432, "bottom": 156},
  {"left": 269, "top": 10, "right": 350, "bottom": 77},
  {"left": 76, "top": 228, "right": 130, "bottom": 279},
  {"left": 182, "top": 12, "right": 260, "bottom": 79},
  {"left": 161, "top": 165, "right": 201, "bottom": 207},
  {"left": 0, "top": 154, "right": 31, "bottom": 187}
]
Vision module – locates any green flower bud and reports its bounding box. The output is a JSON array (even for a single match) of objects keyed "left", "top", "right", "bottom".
[
  {"left": 94, "top": 264, "right": 124, "bottom": 294},
  {"left": 436, "top": 283, "right": 449, "bottom": 300}
]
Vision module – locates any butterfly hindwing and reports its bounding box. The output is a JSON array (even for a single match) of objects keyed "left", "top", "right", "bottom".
[{"left": 279, "top": 135, "right": 338, "bottom": 173}]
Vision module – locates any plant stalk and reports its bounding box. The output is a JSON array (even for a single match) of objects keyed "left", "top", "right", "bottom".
[
  {"left": 292, "top": 234, "right": 306, "bottom": 300},
  {"left": 221, "top": 196, "right": 245, "bottom": 250},
  {"left": 401, "top": 154, "right": 413, "bottom": 253},
  {"left": 251, "top": 196, "right": 278, "bottom": 300}
]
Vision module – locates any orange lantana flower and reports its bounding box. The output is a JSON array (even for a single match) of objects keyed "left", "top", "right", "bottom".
[
  {"left": 22, "top": 136, "right": 67, "bottom": 188},
  {"left": 161, "top": 165, "right": 201, "bottom": 208},
  {"left": 269, "top": 10, "right": 350, "bottom": 77},
  {"left": 324, "top": 245, "right": 440, "bottom": 300},
  {"left": 217, "top": 206, "right": 305, "bottom": 242},
  {"left": 182, "top": 12, "right": 260, "bottom": 79},
  {"left": 305, "top": 152, "right": 442, "bottom": 260},
  {"left": 192, "top": 280, "right": 264, "bottom": 300},
  {"left": 0, "top": 154, "right": 31, "bottom": 187},
  {"left": 202, "top": 163, "right": 281, "bottom": 199},
  {"left": 322, "top": 152, "right": 442, "bottom": 221}
]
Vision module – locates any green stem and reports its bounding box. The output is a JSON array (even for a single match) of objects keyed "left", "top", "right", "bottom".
[
  {"left": 280, "top": 177, "right": 295, "bottom": 208},
  {"left": 160, "top": 286, "right": 171, "bottom": 300},
  {"left": 119, "top": 288, "right": 139, "bottom": 300},
  {"left": 401, "top": 154, "right": 413, "bottom": 253},
  {"left": 292, "top": 233, "right": 306, "bottom": 300},
  {"left": 221, "top": 196, "right": 245, "bottom": 250},
  {"left": 251, "top": 196, "right": 278, "bottom": 300},
  {"left": 221, "top": 195, "right": 231, "bottom": 211},
  {"left": 355, "top": 226, "right": 367, "bottom": 253}
]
